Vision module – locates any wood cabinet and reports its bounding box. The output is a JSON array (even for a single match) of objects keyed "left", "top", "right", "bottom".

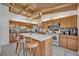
[
  {"left": 60, "top": 35, "right": 78, "bottom": 51},
  {"left": 9, "top": 33, "right": 16, "bottom": 43},
  {"left": 59, "top": 17, "right": 68, "bottom": 28},
  {"left": 51, "top": 19, "right": 59, "bottom": 24},
  {"left": 41, "top": 19, "right": 60, "bottom": 29},
  {"left": 9, "top": 20, "right": 33, "bottom": 29},
  {"left": 59, "top": 15, "right": 77, "bottom": 28},
  {"left": 68, "top": 15, "right": 77, "bottom": 28},
  {"left": 59, "top": 35, "right": 67, "bottom": 48},
  {"left": 33, "top": 37, "right": 52, "bottom": 56},
  {"left": 41, "top": 15, "right": 77, "bottom": 29},
  {"left": 41, "top": 21, "right": 48, "bottom": 29},
  {"left": 67, "top": 36, "right": 78, "bottom": 51}
]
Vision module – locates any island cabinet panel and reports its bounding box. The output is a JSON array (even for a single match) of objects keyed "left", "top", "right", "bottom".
[
  {"left": 33, "top": 37, "right": 52, "bottom": 56},
  {"left": 59, "top": 35, "right": 67, "bottom": 48},
  {"left": 67, "top": 36, "right": 78, "bottom": 51},
  {"left": 68, "top": 15, "right": 77, "bottom": 28},
  {"left": 45, "top": 37, "right": 52, "bottom": 56}
]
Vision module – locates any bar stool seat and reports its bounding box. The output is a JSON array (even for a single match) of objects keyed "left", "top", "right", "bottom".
[
  {"left": 26, "top": 40, "right": 38, "bottom": 48},
  {"left": 25, "top": 37, "right": 39, "bottom": 56}
]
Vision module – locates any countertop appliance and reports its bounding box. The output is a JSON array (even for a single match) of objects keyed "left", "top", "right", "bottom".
[
  {"left": 69, "top": 28, "right": 78, "bottom": 35},
  {"left": 60, "top": 28, "right": 78, "bottom": 35}
]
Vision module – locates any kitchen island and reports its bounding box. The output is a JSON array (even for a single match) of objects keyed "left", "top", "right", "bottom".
[{"left": 20, "top": 33, "right": 53, "bottom": 56}]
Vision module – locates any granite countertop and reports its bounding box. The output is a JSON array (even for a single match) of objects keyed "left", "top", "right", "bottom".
[{"left": 20, "top": 33, "right": 52, "bottom": 41}]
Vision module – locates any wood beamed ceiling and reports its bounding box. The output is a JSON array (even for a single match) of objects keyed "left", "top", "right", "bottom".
[{"left": 3, "top": 3, "right": 78, "bottom": 19}]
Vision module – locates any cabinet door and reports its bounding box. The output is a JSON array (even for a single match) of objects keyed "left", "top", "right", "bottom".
[
  {"left": 45, "top": 38, "right": 52, "bottom": 56},
  {"left": 78, "top": 36, "right": 79, "bottom": 51},
  {"left": 60, "top": 36, "right": 67, "bottom": 48},
  {"left": 68, "top": 38, "right": 78, "bottom": 51},
  {"left": 59, "top": 17, "right": 68, "bottom": 28},
  {"left": 68, "top": 16, "right": 77, "bottom": 28},
  {"left": 9, "top": 33, "right": 16, "bottom": 43}
]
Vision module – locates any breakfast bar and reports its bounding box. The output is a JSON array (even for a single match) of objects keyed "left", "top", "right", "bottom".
[{"left": 20, "top": 33, "right": 53, "bottom": 56}]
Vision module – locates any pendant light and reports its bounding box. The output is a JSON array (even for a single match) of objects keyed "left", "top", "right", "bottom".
[{"left": 37, "top": 12, "right": 42, "bottom": 26}]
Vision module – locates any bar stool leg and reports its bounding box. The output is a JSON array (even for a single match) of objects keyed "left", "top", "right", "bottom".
[
  {"left": 18, "top": 43, "right": 22, "bottom": 56},
  {"left": 29, "top": 48, "right": 32, "bottom": 56},
  {"left": 17, "top": 44, "right": 21, "bottom": 56},
  {"left": 23, "top": 43, "right": 26, "bottom": 56},
  {"left": 25, "top": 48, "right": 27, "bottom": 56},
  {"left": 15, "top": 42, "right": 18, "bottom": 53}
]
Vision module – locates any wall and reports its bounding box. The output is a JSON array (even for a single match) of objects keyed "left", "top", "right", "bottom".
[{"left": 0, "top": 4, "right": 9, "bottom": 45}]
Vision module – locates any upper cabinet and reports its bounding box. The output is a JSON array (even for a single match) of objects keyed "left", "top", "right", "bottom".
[
  {"left": 9, "top": 20, "right": 33, "bottom": 29},
  {"left": 52, "top": 19, "right": 60, "bottom": 24},
  {"left": 38, "top": 15, "right": 77, "bottom": 29},
  {"left": 59, "top": 17, "right": 68, "bottom": 28},
  {"left": 59, "top": 15, "right": 77, "bottom": 28},
  {"left": 68, "top": 15, "right": 77, "bottom": 28}
]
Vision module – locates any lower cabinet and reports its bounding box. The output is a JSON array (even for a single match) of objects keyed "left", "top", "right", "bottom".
[
  {"left": 67, "top": 37, "right": 78, "bottom": 51},
  {"left": 78, "top": 36, "right": 79, "bottom": 52},
  {"left": 9, "top": 33, "right": 16, "bottom": 43},
  {"left": 59, "top": 35, "right": 67, "bottom": 48},
  {"left": 60, "top": 35, "right": 78, "bottom": 51}
]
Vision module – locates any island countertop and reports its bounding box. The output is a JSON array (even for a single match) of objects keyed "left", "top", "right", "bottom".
[{"left": 20, "top": 33, "right": 52, "bottom": 41}]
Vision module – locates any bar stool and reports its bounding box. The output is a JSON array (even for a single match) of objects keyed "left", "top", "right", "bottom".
[
  {"left": 15, "top": 33, "right": 25, "bottom": 56},
  {"left": 25, "top": 37, "right": 39, "bottom": 56}
]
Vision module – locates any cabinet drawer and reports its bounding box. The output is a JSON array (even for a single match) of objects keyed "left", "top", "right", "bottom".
[{"left": 67, "top": 36, "right": 78, "bottom": 39}]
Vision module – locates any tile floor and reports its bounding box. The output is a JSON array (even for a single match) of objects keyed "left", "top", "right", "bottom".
[{"left": 0, "top": 43, "right": 77, "bottom": 56}]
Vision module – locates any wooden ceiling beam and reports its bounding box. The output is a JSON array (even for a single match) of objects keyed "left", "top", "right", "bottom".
[
  {"left": 8, "top": 4, "right": 24, "bottom": 12},
  {"left": 7, "top": 4, "right": 32, "bottom": 18},
  {"left": 19, "top": 6, "right": 31, "bottom": 13},
  {"left": 33, "top": 4, "right": 76, "bottom": 14}
]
